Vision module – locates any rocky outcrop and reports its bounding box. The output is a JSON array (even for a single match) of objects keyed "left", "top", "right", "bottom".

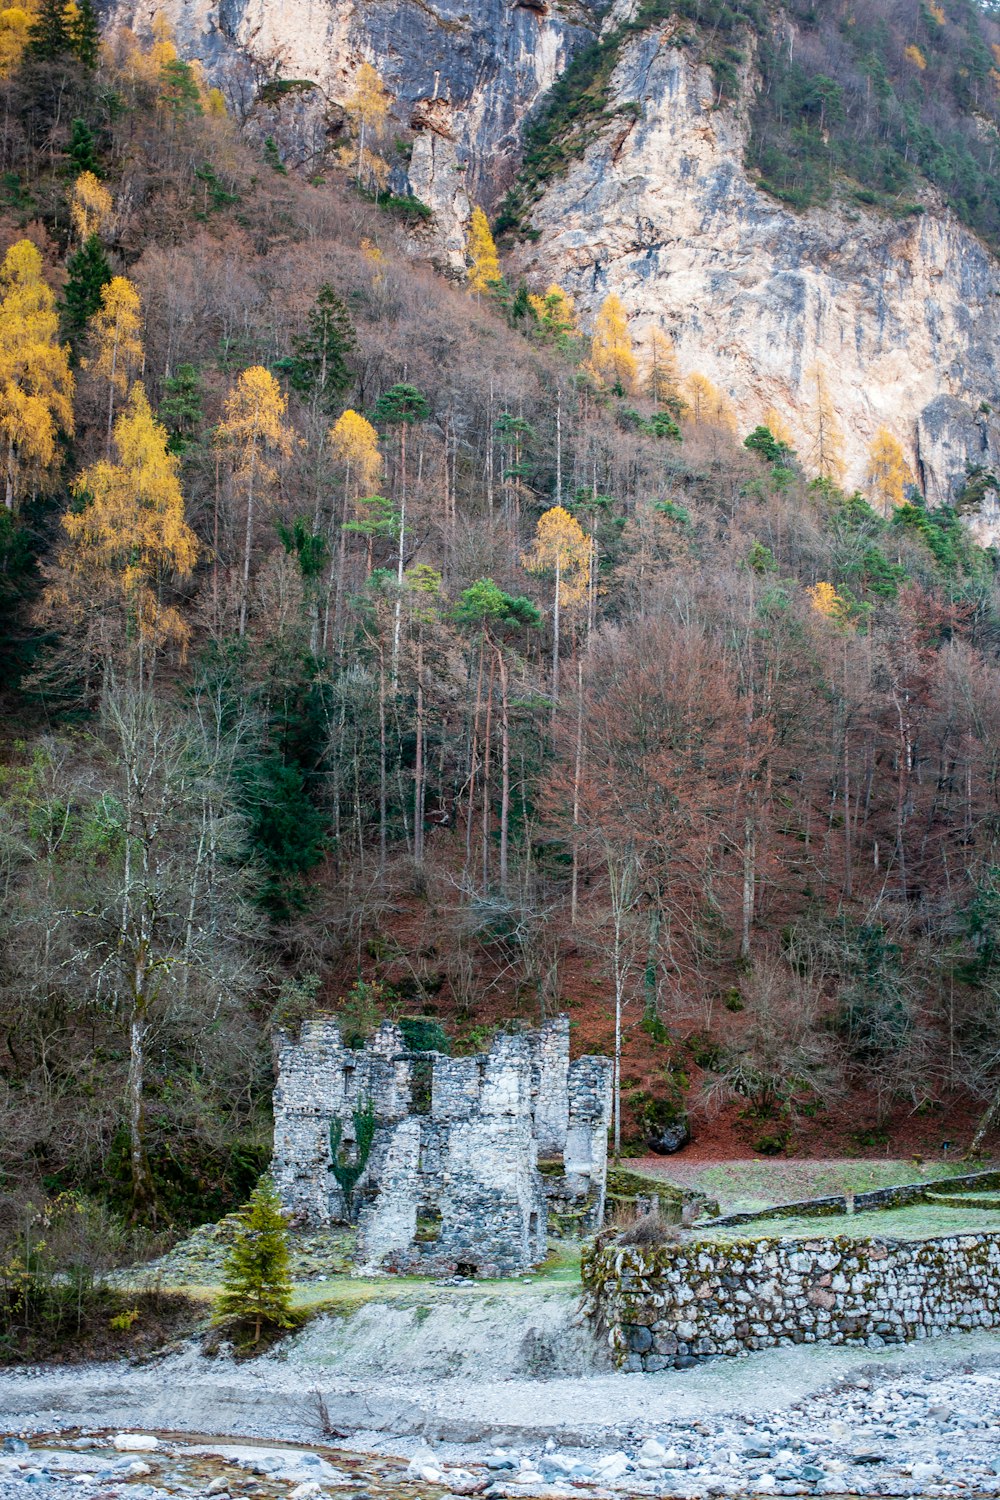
[
  {"left": 102, "top": 0, "right": 1000, "bottom": 512},
  {"left": 508, "top": 16, "right": 1000, "bottom": 513},
  {"left": 103, "top": 0, "right": 599, "bottom": 269}
]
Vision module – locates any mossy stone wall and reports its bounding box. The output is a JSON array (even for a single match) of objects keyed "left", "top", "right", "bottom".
[{"left": 584, "top": 1230, "right": 1000, "bottom": 1370}]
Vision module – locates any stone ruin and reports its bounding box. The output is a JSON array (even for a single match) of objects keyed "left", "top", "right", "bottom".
[{"left": 270, "top": 1014, "right": 613, "bottom": 1276}]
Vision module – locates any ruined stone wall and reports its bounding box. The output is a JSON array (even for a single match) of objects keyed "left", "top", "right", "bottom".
[
  {"left": 270, "top": 1014, "right": 611, "bottom": 1275},
  {"left": 584, "top": 1232, "right": 1000, "bottom": 1370}
]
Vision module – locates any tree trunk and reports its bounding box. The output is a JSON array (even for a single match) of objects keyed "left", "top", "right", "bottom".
[
  {"left": 498, "top": 645, "right": 510, "bottom": 891},
  {"left": 551, "top": 557, "right": 561, "bottom": 716},
  {"left": 238, "top": 453, "right": 257, "bottom": 638},
  {"left": 414, "top": 632, "right": 425, "bottom": 866}
]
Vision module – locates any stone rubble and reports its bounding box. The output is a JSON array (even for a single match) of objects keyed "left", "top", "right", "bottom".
[{"left": 5, "top": 1362, "right": 1000, "bottom": 1499}]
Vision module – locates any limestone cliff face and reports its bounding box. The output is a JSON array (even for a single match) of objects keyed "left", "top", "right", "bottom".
[
  {"left": 508, "top": 16, "right": 1000, "bottom": 508},
  {"left": 105, "top": 0, "right": 598, "bottom": 270},
  {"left": 104, "top": 0, "right": 1000, "bottom": 509}
]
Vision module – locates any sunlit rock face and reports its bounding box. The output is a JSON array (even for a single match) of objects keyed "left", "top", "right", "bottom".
[
  {"left": 103, "top": 0, "right": 1000, "bottom": 526},
  {"left": 507, "top": 19, "right": 1000, "bottom": 522}
]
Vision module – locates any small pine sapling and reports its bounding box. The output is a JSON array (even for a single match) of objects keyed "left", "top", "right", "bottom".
[{"left": 214, "top": 1177, "right": 294, "bottom": 1344}]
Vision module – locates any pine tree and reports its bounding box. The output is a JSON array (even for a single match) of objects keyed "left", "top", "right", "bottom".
[
  {"left": 61, "top": 233, "right": 111, "bottom": 352},
  {"left": 527, "top": 283, "right": 576, "bottom": 344},
  {"left": 67, "top": 0, "right": 97, "bottom": 67},
  {"left": 158, "top": 363, "right": 203, "bottom": 453},
  {"left": 467, "top": 207, "right": 501, "bottom": 297},
  {"left": 0, "top": 239, "right": 74, "bottom": 512},
  {"left": 214, "top": 1177, "right": 293, "bottom": 1344},
  {"left": 277, "top": 284, "right": 356, "bottom": 414},
  {"left": 586, "top": 293, "right": 636, "bottom": 395},
  {"left": 68, "top": 117, "right": 99, "bottom": 174},
  {"left": 25, "top": 0, "right": 70, "bottom": 61},
  {"left": 159, "top": 56, "right": 203, "bottom": 122}
]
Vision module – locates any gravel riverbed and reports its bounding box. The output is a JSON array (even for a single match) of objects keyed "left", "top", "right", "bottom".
[{"left": 3, "top": 1331, "right": 1000, "bottom": 1498}]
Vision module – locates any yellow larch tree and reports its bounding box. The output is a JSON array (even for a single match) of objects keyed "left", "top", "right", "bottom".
[
  {"left": 522, "top": 504, "right": 591, "bottom": 709},
  {"left": 528, "top": 284, "right": 577, "bottom": 343},
  {"left": 682, "top": 372, "right": 737, "bottom": 431},
  {"left": 586, "top": 294, "right": 637, "bottom": 395},
  {"left": 215, "top": 366, "right": 295, "bottom": 637},
  {"left": 763, "top": 405, "right": 795, "bottom": 450},
  {"left": 87, "top": 275, "right": 144, "bottom": 450},
  {"left": 804, "top": 362, "right": 845, "bottom": 483},
  {"left": 70, "top": 171, "right": 114, "bottom": 243},
  {"left": 55, "top": 382, "right": 198, "bottom": 668},
  {"left": 808, "top": 580, "right": 848, "bottom": 623},
  {"left": 904, "top": 43, "right": 927, "bottom": 69},
  {"left": 867, "top": 427, "right": 913, "bottom": 513},
  {"left": 467, "top": 207, "right": 501, "bottom": 297},
  {"left": 0, "top": 0, "right": 36, "bottom": 77},
  {"left": 345, "top": 60, "right": 390, "bottom": 187},
  {"left": 0, "top": 239, "right": 74, "bottom": 513},
  {"left": 329, "top": 408, "right": 382, "bottom": 495},
  {"left": 645, "top": 328, "right": 683, "bottom": 409}
]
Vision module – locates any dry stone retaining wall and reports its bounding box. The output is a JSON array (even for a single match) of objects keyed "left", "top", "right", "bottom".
[{"left": 584, "top": 1231, "right": 1000, "bottom": 1370}]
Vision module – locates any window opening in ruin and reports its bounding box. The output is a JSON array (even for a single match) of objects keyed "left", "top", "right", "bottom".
[
  {"left": 455, "top": 1261, "right": 477, "bottom": 1279},
  {"left": 411, "top": 1056, "right": 434, "bottom": 1114},
  {"left": 414, "top": 1205, "right": 442, "bottom": 1243},
  {"left": 529, "top": 1211, "right": 539, "bottom": 1239}
]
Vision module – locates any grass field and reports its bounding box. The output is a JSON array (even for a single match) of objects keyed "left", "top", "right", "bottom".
[{"left": 639, "top": 1157, "right": 985, "bottom": 1214}]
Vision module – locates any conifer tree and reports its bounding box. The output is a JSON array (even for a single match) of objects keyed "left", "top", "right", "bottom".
[
  {"left": 25, "top": 0, "right": 69, "bottom": 61},
  {"left": 682, "top": 372, "right": 737, "bottom": 431},
  {"left": 56, "top": 382, "right": 198, "bottom": 664},
  {"left": 158, "top": 364, "right": 203, "bottom": 453},
  {"left": 805, "top": 362, "right": 845, "bottom": 483},
  {"left": 345, "top": 60, "right": 389, "bottom": 187},
  {"left": 70, "top": 170, "right": 112, "bottom": 242},
  {"left": 67, "top": 0, "right": 97, "bottom": 67},
  {"left": 527, "top": 283, "right": 576, "bottom": 344},
  {"left": 68, "top": 117, "right": 99, "bottom": 174},
  {"left": 214, "top": 1177, "right": 293, "bottom": 1344},
  {"left": 0, "top": 239, "right": 74, "bottom": 512},
  {"left": 586, "top": 293, "right": 636, "bottom": 395},
  {"left": 522, "top": 504, "right": 591, "bottom": 709},
  {"left": 867, "top": 426, "right": 912, "bottom": 513},
  {"left": 646, "top": 328, "right": 684, "bottom": 415},
  {"left": 467, "top": 207, "right": 501, "bottom": 297},
  {"left": 86, "top": 275, "right": 144, "bottom": 450},
  {"left": 62, "top": 234, "right": 111, "bottom": 353},
  {"left": 215, "top": 365, "right": 295, "bottom": 636},
  {"left": 278, "top": 284, "right": 356, "bottom": 414}
]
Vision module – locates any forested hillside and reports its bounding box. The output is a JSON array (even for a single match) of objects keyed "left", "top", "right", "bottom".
[{"left": 2, "top": 0, "right": 1000, "bottom": 1262}]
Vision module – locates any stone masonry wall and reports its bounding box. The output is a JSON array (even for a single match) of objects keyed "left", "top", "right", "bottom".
[
  {"left": 584, "top": 1232, "right": 1000, "bottom": 1371},
  {"left": 271, "top": 1014, "right": 612, "bottom": 1276}
]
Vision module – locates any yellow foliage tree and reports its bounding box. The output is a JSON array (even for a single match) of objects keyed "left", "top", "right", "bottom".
[
  {"left": 928, "top": 2, "right": 945, "bottom": 22},
  {"left": 0, "top": 239, "right": 74, "bottom": 513},
  {"left": 70, "top": 171, "right": 114, "bottom": 243},
  {"left": 586, "top": 294, "right": 636, "bottom": 395},
  {"left": 904, "top": 43, "right": 927, "bottom": 69},
  {"left": 867, "top": 426, "right": 913, "bottom": 513},
  {"left": 804, "top": 363, "right": 845, "bottom": 483},
  {"left": 763, "top": 405, "right": 795, "bottom": 449},
  {"left": 467, "top": 207, "right": 501, "bottom": 297},
  {"left": 808, "top": 580, "right": 848, "bottom": 623},
  {"left": 329, "top": 408, "right": 382, "bottom": 494},
  {"left": 0, "top": 0, "right": 36, "bottom": 78},
  {"left": 345, "top": 61, "right": 389, "bottom": 187},
  {"left": 528, "top": 284, "right": 577, "bottom": 342},
  {"left": 57, "top": 382, "right": 198, "bottom": 664},
  {"left": 646, "top": 328, "right": 683, "bottom": 409},
  {"left": 682, "top": 372, "right": 737, "bottom": 431},
  {"left": 216, "top": 366, "right": 295, "bottom": 636},
  {"left": 87, "top": 276, "right": 144, "bottom": 450},
  {"left": 522, "top": 504, "right": 591, "bottom": 707}
]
